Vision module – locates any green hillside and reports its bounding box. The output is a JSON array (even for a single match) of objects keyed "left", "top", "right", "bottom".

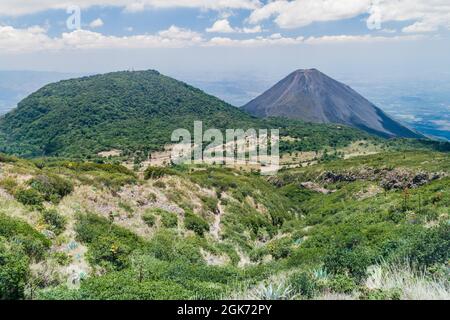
[{"left": 0, "top": 70, "right": 260, "bottom": 157}]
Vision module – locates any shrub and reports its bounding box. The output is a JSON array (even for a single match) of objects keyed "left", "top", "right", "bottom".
[
  {"left": 15, "top": 188, "right": 44, "bottom": 206},
  {"left": 324, "top": 247, "right": 374, "bottom": 281},
  {"left": 42, "top": 209, "right": 66, "bottom": 235},
  {"left": 51, "top": 252, "right": 72, "bottom": 266},
  {"left": 28, "top": 174, "right": 74, "bottom": 203},
  {"left": 75, "top": 213, "right": 142, "bottom": 270},
  {"left": 328, "top": 274, "right": 357, "bottom": 294},
  {"left": 0, "top": 238, "right": 30, "bottom": 300},
  {"left": 160, "top": 211, "right": 178, "bottom": 229},
  {"left": 0, "top": 214, "right": 50, "bottom": 260},
  {"left": 142, "top": 212, "right": 156, "bottom": 227},
  {"left": 268, "top": 237, "right": 293, "bottom": 260},
  {"left": 288, "top": 271, "right": 318, "bottom": 299},
  {"left": 184, "top": 211, "right": 209, "bottom": 236},
  {"left": 144, "top": 166, "right": 176, "bottom": 180}
]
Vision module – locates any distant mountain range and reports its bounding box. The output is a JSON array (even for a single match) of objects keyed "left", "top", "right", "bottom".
[{"left": 243, "top": 69, "right": 423, "bottom": 139}]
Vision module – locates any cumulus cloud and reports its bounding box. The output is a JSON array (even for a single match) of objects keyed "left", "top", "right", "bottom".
[
  {"left": 207, "top": 33, "right": 423, "bottom": 47},
  {"left": 248, "top": 0, "right": 370, "bottom": 29},
  {"left": 0, "top": 25, "right": 203, "bottom": 52},
  {"left": 0, "top": 0, "right": 261, "bottom": 16},
  {"left": 206, "top": 19, "right": 262, "bottom": 33},
  {"left": 247, "top": 0, "right": 450, "bottom": 34},
  {"left": 0, "top": 23, "right": 425, "bottom": 53},
  {"left": 89, "top": 18, "right": 104, "bottom": 28},
  {"left": 206, "top": 34, "right": 304, "bottom": 47},
  {"left": 206, "top": 19, "right": 235, "bottom": 33}
]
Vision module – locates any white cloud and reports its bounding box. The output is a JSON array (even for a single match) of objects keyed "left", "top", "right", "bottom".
[
  {"left": 304, "top": 34, "right": 424, "bottom": 44},
  {"left": 0, "top": 0, "right": 261, "bottom": 16},
  {"left": 89, "top": 18, "right": 104, "bottom": 28},
  {"left": 205, "top": 33, "right": 421, "bottom": 47},
  {"left": 0, "top": 24, "right": 425, "bottom": 53},
  {"left": 206, "top": 34, "right": 304, "bottom": 47},
  {"left": 242, "top": 25, "right": 262, "bottom": 33},
  {"left": 247, "top": 0, "right": 450, "bottom": 34},
  {"left": 431, "top": 120, "right": 450, "bottom": 131},
  {"left": 206, "top": 19, "right": 235, "bottom": 33},
  {"left": 206, "top": 19, "right": 262, "bottom": 33},
  {"left": 0, "top": 25, "right": 203, "bottom": 52},
  {"left": 248, "top": 0, "right": 370, "bottom": 29},
  {"left": 0, "top": 26, "right": 58, "bottom": 52}
]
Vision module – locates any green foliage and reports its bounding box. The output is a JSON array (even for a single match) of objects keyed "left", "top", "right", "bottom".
[
  {"left": 157, "top": 209, "right": 178, "bottom": 229},
  {"left": 328, "top": 274, "right": 357, "bottom": 294},
  {"left": 268, "top": 237, "right": 293, "bottom": 260},
  {"left": 184, "top": 210, "right": 209, "bottom": 236},
  {"left": 288, "top": 271, "right": 318, "bottom": 298},
  {"left": 324, "top": 247, "right": 374, "bottom": 281},
  {"left": 0, "top": 214, "right": 50, "bottom": 260},
  {"left": 359, "top": 288, "right": 401, "bottom": 300},
  {"left": 0, "top": 238, "right": 30, "bottom": 300},
  {"left": 0, "top": 70, "right": 258, "bottom": 158},
  {"left": 29, "top": 174, "right": 74, "bottom": 203},
  {"left": 141, "top": 212, "right": 156, "bottom": 227},
  {"left": 15, "top": 188, "right": 44, "bottom": 206},
  {"left": 75, "top": 213, "right": 142, "bottom": 270},
  {"left": 51, "top": 252, "right": 72, "bottom": 266}
]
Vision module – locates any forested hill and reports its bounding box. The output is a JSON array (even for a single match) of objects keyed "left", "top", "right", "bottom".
[{"left": 0, "top": 70, "right": 379, "bottom": 158}]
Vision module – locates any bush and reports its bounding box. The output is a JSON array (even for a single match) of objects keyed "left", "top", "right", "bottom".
[
  {"left": 268, "top": 237, "right": 293, "bottom": 260},
  {"left": 75, "top": 213, "right": 142, "bottom": 270},
  {"left": 184, "top": 211, "right": 209, "bottom": 236},
  {"left": 324, "top": 247, "right": 374, "bottom": 281},
  {"left": 160, "top": 211, "right": 178, "bottom": 229},
  {"left": 51, "top": 252, "right": 72, "bottom": 266},
  {"left": 42, "top": 209, "right": 66, "bottom": 235},
  {"left": 0, "top": 214, "right": 50, "bottom": 260},
  {"left": 29, "top": 174, "right": 74, "bottom": 203},
  {"left": 288, "top": 271, "right": 318, "bottom": 299},
  {"left": 142, "top": 212, "right": 156, "bottom": 227},
  {"left": 15, "top": 188, "right": 44, "bottom": 206},
  {"left": 0, "top": 238, "right": 30, "bottom": 300}
]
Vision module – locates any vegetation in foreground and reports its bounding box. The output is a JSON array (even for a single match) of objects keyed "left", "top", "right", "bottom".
[{"left": 0, "top": 147, "right": 448, "bottom": 300}]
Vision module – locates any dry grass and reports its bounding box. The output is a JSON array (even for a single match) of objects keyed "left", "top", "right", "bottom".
[{"left": 365, "top": 263, "right": 450, "bottom": 300}]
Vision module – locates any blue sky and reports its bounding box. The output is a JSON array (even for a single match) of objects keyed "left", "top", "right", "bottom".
[{"left": 0, "top": 0, "right": 449, "bottom": 79}]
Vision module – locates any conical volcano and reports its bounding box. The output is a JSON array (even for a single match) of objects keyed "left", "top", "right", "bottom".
[{"left": 243, "top": 69, "right": 422, "bottom": 138}]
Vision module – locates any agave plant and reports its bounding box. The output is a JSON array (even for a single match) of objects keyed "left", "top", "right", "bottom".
[{"left": 250, "top": 282, "right": 293, "bottom": 300}]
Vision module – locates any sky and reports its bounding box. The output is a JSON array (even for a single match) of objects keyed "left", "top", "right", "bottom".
[{"left": 0, "top": 0, "right": 449, "bottom": 80}]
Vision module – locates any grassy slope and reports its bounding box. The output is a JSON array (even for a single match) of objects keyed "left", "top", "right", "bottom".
[{"left": 0, "top": 149, "right": 448, "bottom": 300}]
